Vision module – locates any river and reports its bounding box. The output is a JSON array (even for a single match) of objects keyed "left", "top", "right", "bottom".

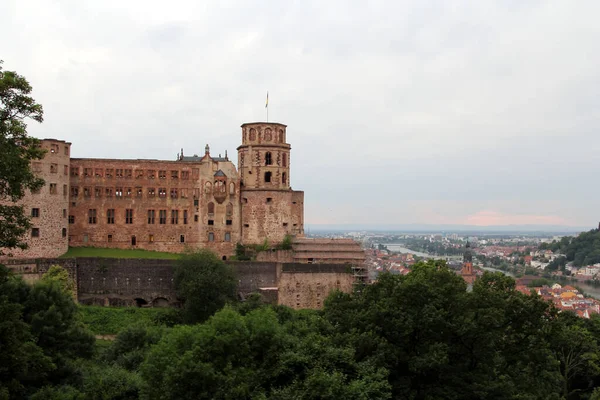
[
  {"left": 380, "top": 243, "right": 600, "bottom": 299},
  {"left": 380, "top": 243, "right": 462, "bottom": 260}
]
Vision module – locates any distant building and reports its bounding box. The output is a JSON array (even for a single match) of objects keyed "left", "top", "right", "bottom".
[{"left": 461, "top": 242, "right": 476, "bottom": 285}]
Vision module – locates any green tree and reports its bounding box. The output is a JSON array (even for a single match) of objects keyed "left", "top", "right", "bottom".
[
  {"left": 103, "top": 323, "right": 165, "bottom": 371},
  {"left": 41, "top": 265, "right": 76, "bottom": 297},
  {"left": 0, "top": 61, "right": 46, "bottom": 253},
  {"left": 23, "top": 280, "right": 95, "bottom": 382},
  {"left": 174, "top": 249, "right": 237, "bottom": 324},
  {"left": 0, "top": 266, "right": 53, "bottom": 398}
]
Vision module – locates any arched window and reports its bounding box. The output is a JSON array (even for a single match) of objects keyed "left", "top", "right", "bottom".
[
  {"left": 226, "top": 202, "right": 233, "bottom": 216},
  {"left": 264, "top": 171, "right": 272, "bottom": 183},
  {"left": 279, "top": 129, "right": 284, "bottom": 143},
  {"left": 249, "top": 128, "right": 256, "bottom": 141},
  {"left": 208, "top": 202, "right": 215, "bottom": 215},
  {"left": 229, "top": 182, "right": 235, "bottom": 195},
  {"left": 282, "top": 172, "right": 287, "bottom": 185},
  {"left": 282, "top": 153, "right": 287, "bottom": 167},
  {"left": 204, "top": 182, "right": 211, "bottom": 193},
  {"left": 265, "top": 152, "right": 272, "bottom": 165}
]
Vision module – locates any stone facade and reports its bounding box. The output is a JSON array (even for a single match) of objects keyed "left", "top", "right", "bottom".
[
  {"left": 4, "top": 258, "right": 353, "bottom": 309},
  {"left": 238, "top": 123, "right": 304, "bottom": 243},
  {"left": 0, "top": 139, "right": 71, "bottom": 258},
  {"left": 1, "top": 123, "right": 305, "bottom": 260}
]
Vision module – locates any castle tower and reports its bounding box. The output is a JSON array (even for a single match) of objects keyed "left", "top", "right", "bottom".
[
  {"left": 238, "top": 122, "right": 304, "bottom": 244},
  {"left": 0, "top": 139, "right": 71, "bottom": 259},
  {"left": 461, "top": 241, "right": 476, "bottom": 285}
]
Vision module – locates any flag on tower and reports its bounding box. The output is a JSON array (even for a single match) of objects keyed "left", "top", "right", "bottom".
[{"left": 265, "top": 91, "right": 269, "bottom": 108}]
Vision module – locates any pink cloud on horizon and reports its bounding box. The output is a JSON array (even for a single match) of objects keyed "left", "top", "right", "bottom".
[{"left": 464, "top": 210, "right": 569, "bottom": 226}]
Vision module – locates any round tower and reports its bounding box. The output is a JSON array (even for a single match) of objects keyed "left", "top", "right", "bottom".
[
  {"left": 237, "top": 122, "right": 304, "bottom": 245},
  {"left": 237, "top": 122, "right": 290, "bottom": 190}
]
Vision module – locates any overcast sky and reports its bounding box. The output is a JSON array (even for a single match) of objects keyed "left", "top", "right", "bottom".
[{"left": 2, "top": 0, "right": 599, "bottom": 228}]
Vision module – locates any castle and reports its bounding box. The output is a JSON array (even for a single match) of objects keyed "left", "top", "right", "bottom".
[
  {"left": 1, "top": 122, "right": 367, "bottom": 308},
  {"left": 2, "top": 122, "right": 308, "bottom": 260}
]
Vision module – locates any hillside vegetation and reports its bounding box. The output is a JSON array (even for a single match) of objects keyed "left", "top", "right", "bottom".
[{"left": 540, "top": 228, "right": 600, "bottom": 267}]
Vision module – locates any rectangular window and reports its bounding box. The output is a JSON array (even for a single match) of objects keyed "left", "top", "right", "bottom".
[
  {"left": 208, "top": 232, "right": 214, "bottom": 242},
  {"left": 136, "top": 187, "right": 143, "bottom": 198},
  {"left": 50, "top": 144, "right": 59, "bottom": 153},
  {"left": 62, "top": 228, "right": 67, "bottom": 238},
  {"left": 108, "top": 234, "right": 113, "bottom": 243},
  {"left": 135, "top": 169, "right": 144, "bottom": 179},
  {"left": 149, "top": 234, "right": 154, "bottom": 243},
  {"left": 125, "top": 209, "right": 133, "bottom": 224},
  {"left": 71, "top": 186, "right": 79, "bottom": 197},
  {"left": 116, "top": 169, "right": 123, "bottom": 178},
  {"left": 170, "top": 188, "right": 178, "bottom": 199},
  {"left": 105, "top": 168, "right": 113, "bottom": 178},
  {"left": 266, "top": 197, "right": 272, "bottom": 203},
  {"left": 180, "top": 235, "right": 185, "bottom": 243},
  {"left": 32, "top": 162, "right": 42, "bottom": 172},
  {"left": 84, "top": 168, "right": 92, "bottom": 177},
  {"left": 194, "top": 199, "right": 199, "bottom": 207},
  {"left": 64, "top": 165, "right": 68, "bottom": 175},
  {"left": 105, "top": 187, "right": 113, "bottom": 197},
  {"left": 171, "top": 210, "right": 178, "bottom": 224},
  {"left": 147, "top": 210, "right": 155, "bottom": 224},
  {"left": 63, "top": 184, "right": 68, "bottom": 196},
  {"left": 50, "top": 163, "right": 58, "bottom": 173},
  {"left": 194, "top": 215, "right": 199, "bottom": 222},
  {"left": 180, "top": 188, "right": 188, "bottom": 198},
  {"left": 115, "top": 187, "right": 123, "bottom": 198},
  {"left": 49, "top": 183, "right": 57, "bottom": 194},
  {"left": 183, "top": 210, "right": 188, "bottom": 225},
  {"left": 95, "top": 168, "right": 103, "bottom": 177},
  {"left": 181, "top": 171, "right": 190, "bottom": 180},
  {"left": 159, "top": 170, "right": 167, "bottom": 179},
  {"left": 171, "top": 170, "right": 179, "bottom": 179},
  {"left": 158, "top": 188, "right": 167, "bottom": 198},
  {"left": 208, "top": 220, "right": 214, "bottom": 226},
  {"left": 125, "top": 169, "right": 132, "bottom": 178},
  {"left": 31, "top": 228, "right": 40, "bottom": 237},
  {"left": 95, "top": 187, "right": 102, "bottom": 198},
  {"left": 84, "top": 187, "right": 91, "bottom": 197},
  {"left": 71, "top": 167, "right": 79, "bottom": 176},
  {"left": 147, "top": 170, "right": 155, "bottom": 179},
  {"left": 63, "top": 209, "right": 67, "bottom": 218},
  {"left": 64, "top": 146, "right": 69, "bottom": 156},
  {"left": 88, "top": 209, "right": 97, "bottom": 224},
  {"left": 31, "top": 208, "right": 40, "bottom": 218},
  {"left": 148, "top": 188, "right": 155, "bottom": 197},
  {"left": 224, "top": 232, "right": 231, "bottom": 242},
  {"left": 107, "top": 209, "right": 115, "bottom": 224},
  {"left": 159, "top": 210, "right": 167, "bottom": 224},
  {"left": 125, "top": 187, "right": 132, "bottom": 197},
  {"left": 68, "top": 215, "right": 75, "bottom": 224},
  {"left": 226, "top": 219, "right": 232, "bottom": 226}
]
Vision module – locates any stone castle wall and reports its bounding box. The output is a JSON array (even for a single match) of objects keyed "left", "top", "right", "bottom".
[
  {"left": 0, "top": 139, "right": 71, "bottom": 258},
  {"left": 278, "top": 263, "right": 355, "bottom": 309},
  {"left": 2, "top": 258, "right": 353, "bottom": 309}
]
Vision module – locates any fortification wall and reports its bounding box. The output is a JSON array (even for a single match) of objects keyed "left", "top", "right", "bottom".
[
  {"left": 278, "top": 263, "right": 354, "bottom": 309},
  {"left": 0, "top": 139, "right": 71, "bottom": 259},
  {"left": 2, "top": 258, "right": 354, "bottom": 309}
]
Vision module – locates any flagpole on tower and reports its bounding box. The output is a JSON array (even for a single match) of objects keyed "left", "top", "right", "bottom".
[{"left": 265, "top": 91, "right": 269, "bottom": 122}]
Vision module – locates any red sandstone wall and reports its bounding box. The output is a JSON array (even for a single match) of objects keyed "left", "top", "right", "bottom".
[
  {"left": 68, "top": 156, "right": 239, "bottom": 259},
  {"left": 241, "top": 190, "right": 304, "bottom": 244},
  {"left": 0, "top": 139, "right": 71, "bottom": 259}
]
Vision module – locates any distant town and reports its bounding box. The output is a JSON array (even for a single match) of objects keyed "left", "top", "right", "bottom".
[{"left": 308, "top": 229, "right": 600, "bottom": 318}]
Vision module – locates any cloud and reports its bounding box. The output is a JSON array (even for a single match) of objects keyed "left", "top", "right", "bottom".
[{"left": 1, "top": 0, "right": 599, "bottom": 228}]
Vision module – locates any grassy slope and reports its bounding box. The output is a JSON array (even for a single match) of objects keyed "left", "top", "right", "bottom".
[
  {"left": 60, "top": 247, "right": 180, "bottom": 259},
  {"left": 80, "top": 306, "right": 170, "bottom": 335}
]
